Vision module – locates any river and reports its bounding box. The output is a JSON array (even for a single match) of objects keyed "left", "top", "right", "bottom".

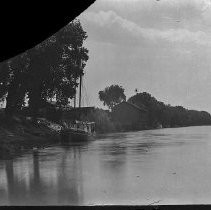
[{"left": 1, "top": 126, "right": 211, "bottom": 205}]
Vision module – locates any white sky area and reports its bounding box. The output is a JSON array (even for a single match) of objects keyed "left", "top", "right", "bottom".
[{"left": 78, "top": 0, "right": 211, "bottom": 112}]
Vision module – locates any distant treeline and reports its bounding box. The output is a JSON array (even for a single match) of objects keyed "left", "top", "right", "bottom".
[
  {"left": 78, "top": 91, "right": 211, "bottom": 133},
  {"left": 128, "top": 92, "right": 211, "bottom": 128}
]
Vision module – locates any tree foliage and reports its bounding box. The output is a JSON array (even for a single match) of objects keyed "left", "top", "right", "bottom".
[
  {"left": 128, "top": 92, "right": 211, "bottom": 128},
  {"left": 0, "top": 19, "right": 89, "bottom": 118},
  {"left": 99, "top": 85, "right": 126, "bottom": 110}
]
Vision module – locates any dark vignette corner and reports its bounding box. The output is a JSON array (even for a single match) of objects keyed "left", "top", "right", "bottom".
[{"left": 0, "top": 0, "right": 96, "bottom": 63}]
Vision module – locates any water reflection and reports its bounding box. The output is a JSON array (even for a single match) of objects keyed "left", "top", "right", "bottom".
[
  {"left": 1, "top": 126, "right": 211, "bottom": 205},
  {"left": 5, "top": 159, "right": 28, "bottom": 205},
  {"left": 56, "top": 144, "right": 84, "bottom": 205},
  {"left": 1, "top": 143, "right": 88, "bottom": 205},
  {"left": 100, "top": 138, "right": 127, "bottom": 167},
  {"left": 28, "top": 151, "right": 46, "bottom": 205}
]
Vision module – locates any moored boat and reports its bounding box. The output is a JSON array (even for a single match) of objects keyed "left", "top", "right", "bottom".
[
  {"left": 60, "top": 57, "right": 96, "bottom": 142},
  {"left": 60, "top": 120, "right": 96, "bottom": 142}
]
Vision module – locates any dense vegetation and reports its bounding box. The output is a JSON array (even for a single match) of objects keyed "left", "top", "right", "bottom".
[
  {"left": 99, "top": 85, "right": 126, "bottom": 110},
  {"left": 0, "top": 19, "right": 88, "bottom": 120},
  {"left": 79, "top": 108, "right": 116, "bottom": 133},
  {"left": 128, "top": 92, "right": 211, "bottom": 128}
]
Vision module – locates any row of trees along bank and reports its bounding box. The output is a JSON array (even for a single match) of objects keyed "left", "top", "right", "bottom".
[
  {"left": 0, "top": 19, "right": 88, "bottom": 120},
  {"left": 98, "top": 85, "right": 211, "bottom": 130}
]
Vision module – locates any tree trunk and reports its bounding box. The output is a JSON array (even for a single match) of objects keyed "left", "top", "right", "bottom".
[
  {"left": 28, "top": 87, "right": 42, "bottom": 121},
  {"left": 5, "top": 85, "right": 17, "bottom": 118}
]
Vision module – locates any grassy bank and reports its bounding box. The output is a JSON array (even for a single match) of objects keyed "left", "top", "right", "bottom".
[{"left": 0, "top": 112, "right": 61, "bottom": 159}]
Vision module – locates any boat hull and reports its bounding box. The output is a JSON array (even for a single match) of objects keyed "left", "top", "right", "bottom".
[{"left": 60, "top": 129, "right": 94, "bottom": 142}]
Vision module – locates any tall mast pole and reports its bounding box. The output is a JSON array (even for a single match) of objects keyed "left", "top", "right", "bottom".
[
  {"left": 74, "top": 76, "right": 76, "bottom": 108},
  {"left": 74, "top": 47, "right": 78, "bottom": 108},
  {"left": 79, "top": 59, "right": 82, "bottom": 108}
]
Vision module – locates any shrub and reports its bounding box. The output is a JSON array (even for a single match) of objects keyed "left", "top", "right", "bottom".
[{"left": 80, "top": 108, "right": 116, "bottom": 133}]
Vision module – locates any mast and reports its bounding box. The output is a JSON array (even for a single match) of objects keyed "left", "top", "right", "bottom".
[
  {"left": 79, "top": 59, "right": 82, "bottom": 108},
  {"left": 74, "top": 47, "right": 79, "bottom": 108},
  {"left": 74, "top": 47, "right": 83, "bottom": 108},
  {"left": 74, "top": 76, "right": 76, "bottom": 108}
]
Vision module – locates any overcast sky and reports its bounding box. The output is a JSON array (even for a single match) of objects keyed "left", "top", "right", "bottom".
[{"left": 78, "top": 0, "right": 211, "bottom": 113}]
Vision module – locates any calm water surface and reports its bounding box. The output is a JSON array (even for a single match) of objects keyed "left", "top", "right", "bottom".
[{"left": 1, "top": 126, "right": 211, "bottom": 205}]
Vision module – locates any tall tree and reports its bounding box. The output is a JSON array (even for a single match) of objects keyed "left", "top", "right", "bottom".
[
  {"left": 0, "top": 19, "right": 89, "bottom": 119},
  {"left": 27, "top": 19, "right": 88, "bottom": 118},
  {"left": 0, "top": 61, "right": 10, "bottom": 102},
  {"left": 128, "top": 91, "right": 211, "bottom": 128},
  {"left": 0, "top": 53, "right": 30, "bottom": 116},
  {"left": 99, "top": 85, "right": 126, "bottom": 110}
]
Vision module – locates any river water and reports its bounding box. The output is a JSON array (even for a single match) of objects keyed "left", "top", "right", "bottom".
[{"left": 1, "top": 126, "right": 211, "bottom": 205}]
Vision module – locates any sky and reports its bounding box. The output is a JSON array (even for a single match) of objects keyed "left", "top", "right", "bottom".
[{"left": 77, "top": 0, "right": 211, "bottom": 113}]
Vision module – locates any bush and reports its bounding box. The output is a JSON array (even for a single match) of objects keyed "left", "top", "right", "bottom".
[
  {"left": 80, "top": 108, "right": 116, "bottom": 133},
  {"left": 46, "top": 107, "right": 62, "bottom": 123}
]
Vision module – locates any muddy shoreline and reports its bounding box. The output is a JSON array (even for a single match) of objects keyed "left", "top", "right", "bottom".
[{"left": 0, "top": 115, "right": 61, "bottom": 159}]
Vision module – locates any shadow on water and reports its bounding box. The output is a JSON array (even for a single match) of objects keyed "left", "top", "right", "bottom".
[
  {"left": 2, "top": 141, "right": 90, "bottom": 205},
  {"left": 5, "top": 159, "right": 28, "bottom": 205},
  {"left": 56, "top": 144, "right": 84, "bottom": 205},
  {"left": 97, "top": 129, "right": 192, "bottom": 159},
  {"left": 99, "top": 131, "right": 155, "bottom": 157},
  {"left": 4, "top": 150, "right": 49, "bottom": 205}
]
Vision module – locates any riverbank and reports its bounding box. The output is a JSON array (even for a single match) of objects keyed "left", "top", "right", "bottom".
[{"left": 0, "top": 113, "right": 61, "bottom": 159}]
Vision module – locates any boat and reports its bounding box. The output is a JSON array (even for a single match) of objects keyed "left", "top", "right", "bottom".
[
  {"left": 60, "top": 60, "right": 96, "bottom": 142},
  {"left": 60, "top": 121, "right": 96, "bottom": 142}
]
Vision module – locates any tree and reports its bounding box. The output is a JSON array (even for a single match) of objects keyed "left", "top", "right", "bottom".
[
  {"left": 128, "top": 92, "right": 160, "bottom": 126},
  {"left": 0, "top": 53, "right": 30, "bottom": 116},
  {"left": 98, "top": 85, "right": 126, "bottom": 110},
  {"left": 27, "top": 19, "right": 89, "bottom": 118},
  {"left": 0, "top": 61, "right": 10, "bottom": 102},
  {"left": 128, "top": 91, "right": 211, "bottom": 128},
  {"left": 0, "top": 19, "right": 89, "bottom": 119}
]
